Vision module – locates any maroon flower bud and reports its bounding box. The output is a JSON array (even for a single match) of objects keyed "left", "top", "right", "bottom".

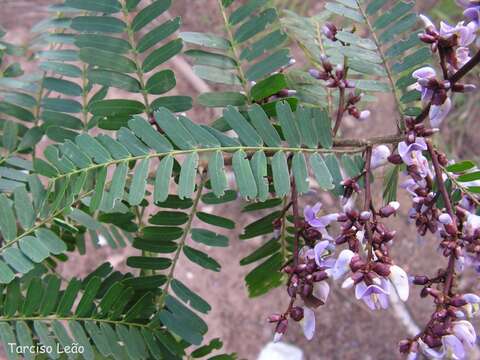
[
  {"left": 379, "top": 202, "right": 400, "bottom": 218},
  {"left": 373, "top": 262, "right": 391, "bottom": 277},
  {"left": 433, "top": 309, "right": 447, "bottom": 320},
  {"left": 290, "top": 306, "right": 304, "bottom": 321},
  {"left": 398, "top": 339, "right": 411, "bottom": 354},
  {"left": 312, "top": 271, "right": 328, "bottom": 282},
  {"left": 268, "top": 313, "right": 282, "bottom": 323},
  {"left": 302, "top": 283, "right": 313, "bottom": 297},
  {"left": 320, "top": 55, "right": 333, "bottom": 72},
  {"left": 413, "top": 275, "right": 429, "bottom": 285},
  {"left": 419, "top": 33, "right": 437, "bottom": 44},
  {"left": 388, "top": 153, "right": 403, "bottom": 165},
  {"left": 275, "top": 318, "right": 288, "bottom": 335},
  {"left": 444, "top": 223, "right": 458, "bottom": 236},
  {"left": 437, "top": 153, "right": 448, "bottom": 166},
  {"left": 450, "top": 297, "right": 468, "bottom": 307}
]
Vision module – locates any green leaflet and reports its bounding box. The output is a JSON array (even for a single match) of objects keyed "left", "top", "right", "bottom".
[
  {"left": 0, "top": 194, "right": 17, "bottom": 241},
  {"left": 128, "top": 158, "right": 150, "bottom": 206},
  {"left": 128, "top": 116, "right": 173, "bottom": 153},
  {"left": 145, "top": 69, "right": 176, "bottom": 95},
  {"left": 183, "top": 246, "right": 221, "bottom": 272},
  {"left": 154, "top": 156, "right": 174, "bottom": 203},
  {"left": 276, "top": 101, "right": 301, "bottom": 147},
  {"left": 178, "top": 152, "right": 199, "bottom": 199},
  {"left": 208, "top": 151, "right": 228, "bottom": 197},
  {"left": 191, "top": 229, "right": 229, "bottom": 247},
  {"left": 180, "top": 32, "right": 230, "bottom": 50},
  {"left": 310, "top": 153, "right": 334, "bottom": 190},
  {"left": 292, "top": 152, "right": 309, "bottom": 194},
  {"left": 248, "top": 104, "right": 281, "bottom": 147},
  {"left": 138, "top": 17, "right": 181, "bottom": 53},
  {"left": 132, "top": 0, "right": 172, "bottom": 32},
  {"left": 13, "top": 186, "right": 35, "bottom": 229},
  {"left": 223, "top": 106, "right": 263, "bottom": 147},
  {"left": 65, "top": 0, "right": 121, "bottom": 14},
  {"left": 142, "top": 39, "right": 183, "bottom": 73},
  {"left": 232, "top": 150, "right": 257, "bottom": 199},
  {"left": 70, "top": 16, "right": 126, "bottom": 33},
  {"left": 106, "top": 162, "right": 128, "bottom": 209},
  {"left": 271, "top": 151, "right": 290, "bottom": 197},
  {"left": 154, "top": 108, "right": 197, "bottom": 150}
]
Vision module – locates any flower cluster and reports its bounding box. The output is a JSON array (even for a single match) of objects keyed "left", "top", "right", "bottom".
[
  {"left": 268, "top": 2, "right": 480, "bottom": 358},
  {"left": 308, "top": 26, "right": 371, "bottom": 123},
  {"left": 414, "top": 8, "right": 478, "bottom": 127}
]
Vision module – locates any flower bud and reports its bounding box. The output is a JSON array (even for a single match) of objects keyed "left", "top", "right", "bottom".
[
  {"left": 450, "top": 297, "right": 468, "bottom": 307},
  {"left": 290, "top": 306, "right": 304, "bottom": 321},
  {"left": 373, "top": 262, "right": 391, "bottom": 277},
  {"left": 379, "top": 202, "right": 400, "bottom": 217},
  {"left": 388, "top": 153, "right": 403, "bottom": 165},
  {"left": 419, "top": 33, "right": 437, "bottom": 43},
  {"left": 412, "top": 275, "right": 429, "bottom": 285},
  {"left": 274, "top": 319, "right": 288, "bottom": 342}
]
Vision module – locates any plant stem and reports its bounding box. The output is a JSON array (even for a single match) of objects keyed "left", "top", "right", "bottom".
[
  {"left": 450, "top": 49, "right": 480, "bottom": 84},
  {"left": 291, "top": 178, "right": 300, "bottom": 267},
  {"left": 333, "top": 87, "right": 345, "bottom": 137},
  {"left": 363, "top": 146, "right": 375, "bottom": 262},
  {"left": 426, "top": 139, "right": 457, "bottom": 296}
]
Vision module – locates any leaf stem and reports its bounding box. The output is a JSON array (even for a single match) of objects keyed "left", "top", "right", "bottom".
[
  {"left": 355, "top": 0, "right": 404, "bottom": 132},
  {"left": 216, "top": 0, "right": 251, "bottom": 102},
  {"left": 157, "top": 175, "right": 206, "bottom": 309}
]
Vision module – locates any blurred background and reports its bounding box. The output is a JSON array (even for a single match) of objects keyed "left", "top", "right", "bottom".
[{"left": 1, "top": 0, "right": 479, "bottom": 359}]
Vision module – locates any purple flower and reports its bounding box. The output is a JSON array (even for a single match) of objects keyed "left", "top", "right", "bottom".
[
  {"left": 371, "top": 145, "right": 391, "bottom": 169},
  {"left": 418, "top": 319, "right": 476, "bottom": 359},
  {"left": 304, "top": 202, "right": 338, "bottom": 240},
  {"left": 412, "top": 67, "right": 437, "bottom": 103},
  {"left": 458, "top": 0, "right": 480, "bottom": 26},
  {"left": 439, "top": 21, "right": 477, "bottom": 46},
  {"left": 329, "top": 249, "right": 355, "bottom": 280},
  {"left": 354, "top": 280, "right": 390, "bottom": 310},
  {"left": 398, "top": 138, "right": 428, "bottom": 165}
]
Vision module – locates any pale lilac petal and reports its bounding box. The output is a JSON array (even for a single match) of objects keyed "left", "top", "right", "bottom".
[
  {"left": 355, "top": 281, "right": 368, "bottom": 300},
  {"left": 453, "top": 320, "right": 476, "bottom": 348},
  {"left": 389, "top": 265, "right": 409, "bottom": 301},
  {"left": 313, "top": 282, "right": 330, "bottom": 303},
  {"left": 378, "top": 293, "right": 390, "bottom": 309},
  {"left": 419, "top": 15, "right": 436, "bottom": 30},
  {"left": 419, "top": 338, "right": 445, "bottom": 359},
  {"left": 341, "top": 277, "right": 354, "bottom": 289},
  {"left": 302, "top": 307, "right": 315, "bottom": 340},
  {"left": 332, "top": 249, "right": 355, "bottom": 280},
  {"left": 463, "top": 293, "right": 480, "bottom": 304},
  {"left": 314, "top": 240, "right": 330, "bottom": 266},
  {"left": 429, "top": 98, "right": 452, "bottom": 127},
  {"left": 443, "top": 334, "right": 466, "bottom": 359},
  {"left": 273, "top": 332, "right": 283, "bottom": 343},
  {"left": 439, "top": 213, "right": 453, "bottom": 224},
  {"left": 465, "top": 7, "right": 480, "bottom": 24},
  {"left": 362, "top": 295, "right": 376, "bottom": 310},
  {"left": 371, "top": 145, "right": 391, "bottom": 169},
  {"left": 413, "top": 66, "right": 436, "bottom": 79},
  {"left": 314, "top": 213, "right": 339, "bottom": 228}
]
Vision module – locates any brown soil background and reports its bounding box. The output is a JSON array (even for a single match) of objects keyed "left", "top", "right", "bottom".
[{"left": 2, "top": 0, "right": 480, "bottom": 359}]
